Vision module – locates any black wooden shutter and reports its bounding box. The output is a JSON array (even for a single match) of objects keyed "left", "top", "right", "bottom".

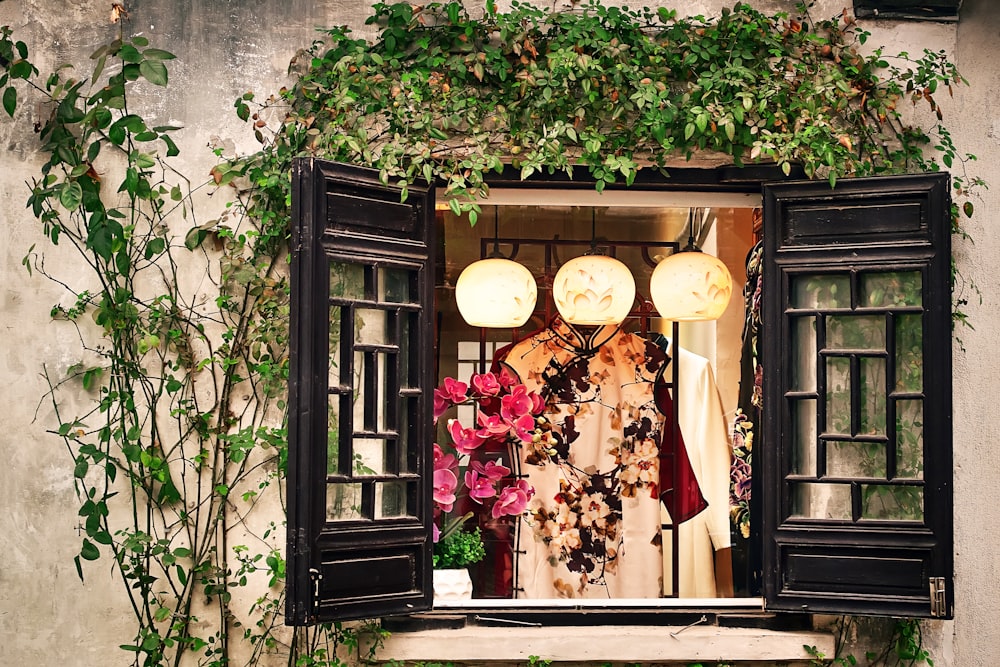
[
  {"left": 762, "top": 173, "right": 953, "bottom": 618},
  {"left": 286, "top": 158, "right": 435, "bottom": 624}
]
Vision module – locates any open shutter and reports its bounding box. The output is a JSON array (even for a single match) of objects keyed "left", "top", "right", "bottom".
[
  {"left": 762, "top": 173, "right": 953, "bottom": 618},
  {"left": 286, "top": 158, "right": 435, "bottom": 624}
]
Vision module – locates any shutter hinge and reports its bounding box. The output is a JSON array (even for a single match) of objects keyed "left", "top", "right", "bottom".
[
  {"left": 929, "top": 577, "right": 947, "bottom": 617},
  {"left": 310, "top": 567, "right": 323, "bottom": 606}
]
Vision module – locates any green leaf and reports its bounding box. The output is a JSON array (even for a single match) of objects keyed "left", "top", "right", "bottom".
[
  {"left": 134, "top": 152, "right": 156, "bottom": 169},
  {"left": 139, "top": 59, "right": 169, "bottom": 86},
  {"left": 119, "top": 44, "right": 142, "bottom": 63},
  {"left": 2, "top": 86, "right": 16, "bottom": 117},
  {"left": 142, "top": 48, "right": 176, "bottom": 60},
  {"left": 92, "top": 55, "right": 107, "bottom": 84},
  {"left": 161, "top": 135, "right": 179, "bottom": 157},
  {"left": 144, "top": 237, "right": 166, "bottom": 259},
  {"left": 963, "top": 201, "right": 974, "bottom": 218},
  {"left": 80, "top": 539, "right": 100, "bottom": 561},
  {"left": 60, "top": 181, "right": 83, "bottom": 211},
  {"left": 74, "top": 460, "right": 88, "bottom": 478},
  {"left": 184, "top": 226, "right": 208, "bottom": 250}
]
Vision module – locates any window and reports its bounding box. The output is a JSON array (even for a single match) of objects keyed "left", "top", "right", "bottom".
[
  {"left": 286, "top": 158, "right": 953, "bottom": 624},
  {"left": 852, "top": 0, "right": 961, "bottom": 21}
]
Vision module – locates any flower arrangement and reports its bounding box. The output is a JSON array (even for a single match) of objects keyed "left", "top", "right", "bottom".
[{"left": 431, "top": 369, "right": 553, "bottom": 566}]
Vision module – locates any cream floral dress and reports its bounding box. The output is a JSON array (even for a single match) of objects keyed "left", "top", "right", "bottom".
[{"left": 497, "top": 319, "right": 676, "bottom": 598}]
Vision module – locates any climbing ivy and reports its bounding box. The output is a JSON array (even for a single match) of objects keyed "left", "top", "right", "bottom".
[
  {"left": 228, "top": 0, "right": 982, "bottom": 229},
  {"left": 2, "top": 10, "right": 382, "bottom": 667}
]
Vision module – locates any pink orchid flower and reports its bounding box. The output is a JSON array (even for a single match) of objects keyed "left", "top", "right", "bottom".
[
  {"left": 464, "top": 458, "right": 510, "bottom": 503},
  {"left": 471, "top": 372, "right": 501, "bottom": 397},
  {"left": 476, "top": 411, "right": 511, "bottom": 438},
  {"left": 465, "top": 469, "right": 499, "bottom": 503},
  {"left": 433, "top": 443, "right": 457, "bottom": 472},
  {"left": 433, "top": 377, "right": 469, "bottom": 419},
  {"left": 433, "top": 468, "right": 458, "bottom": 513},
  {"left": 500, "top": 384, "right": 535, "bottom": 422},
  {"left": 491, "top": 479, "right": 534, "bottom": 519},
  {"left": 511, "top": 414, "right": 537, "bottom": 443},
  {"left": 470, "top": 458, "right": 510, "bottom": 480},
  {"left": 496, "top": 367, "right": 518, "bottom": 390},
  {"left": 447, "top": 418, "right": 487, "bottom": 454}
]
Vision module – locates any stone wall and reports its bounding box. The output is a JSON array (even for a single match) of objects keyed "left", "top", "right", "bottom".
[{"left": 0, "top": 0, "right": 996, "bottom": 665}]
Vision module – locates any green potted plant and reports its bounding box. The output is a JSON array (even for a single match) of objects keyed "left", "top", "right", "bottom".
[{"left": 432, "top": 526, "right": 487, "bottom": 601}]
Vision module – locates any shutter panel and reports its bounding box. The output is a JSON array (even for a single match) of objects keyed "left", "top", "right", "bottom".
[
  {"left": 286, "top": 158, "right": 435, "bottom": 624},
  {"left": 762, "top": 174, "right": 953, "bottom": 618}
]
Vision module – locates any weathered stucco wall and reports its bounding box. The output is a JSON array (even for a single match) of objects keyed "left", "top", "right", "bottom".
[{"left": 0, "top": 0, "right": 997, "bottom": 665}]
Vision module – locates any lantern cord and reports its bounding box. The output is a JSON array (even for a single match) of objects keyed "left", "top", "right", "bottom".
[
  {"left": 590, "top": 208, "right": 597, "bottom": 254},
  {"left": 490, "top": 206, "right": 502, "bottom": 258}
]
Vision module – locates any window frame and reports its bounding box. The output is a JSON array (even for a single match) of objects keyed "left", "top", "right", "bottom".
[
  {"left": 286, "top": 158, "right": 437, "bottom": 624},
  {"left": 286, "top": 158, "right": 953, "bottom": 624}
]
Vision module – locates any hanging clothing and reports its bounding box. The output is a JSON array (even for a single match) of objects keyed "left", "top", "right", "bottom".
[
  {"left": 730, "top": 238, "right": 764, "bottom": 596},
  {"left": 495, "top": 318, "right": 705, "bottom": 599},
  {"left": 651, "top": 336, "right": 734, "bottom": 598}
]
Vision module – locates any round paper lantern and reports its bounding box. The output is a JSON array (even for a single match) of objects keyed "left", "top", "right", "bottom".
[
  {"left": 649, "top": 250, "right": 733, "bottom": 321},
  {"left": 455, "top": 257, "right": 537, "bottom": 327},
  {"left": 553, "top": 254, "right": 636, "bottom": 325}
]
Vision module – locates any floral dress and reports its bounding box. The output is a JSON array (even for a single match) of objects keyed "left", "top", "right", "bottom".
[{"left": 496, "top": 318, "right": 703, "bottom": 599}]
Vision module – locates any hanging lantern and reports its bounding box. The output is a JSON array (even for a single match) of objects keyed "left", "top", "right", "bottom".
[
  {"left": 553, "top": 254, "right": 636, "bottom": 325},
  {"left": 649, "top": 249, "right": 733, "bottom": 321},
  {"left": 456, "top": 257, "right": 537, "bottom": 328}
]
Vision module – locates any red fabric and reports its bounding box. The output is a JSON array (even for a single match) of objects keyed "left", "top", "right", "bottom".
[{"left": 654, "top": 382, "right": 708, "bottom": 524}]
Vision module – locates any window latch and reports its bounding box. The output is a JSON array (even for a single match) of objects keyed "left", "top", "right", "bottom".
[
  {"left": 929, "top": 577, "right": 947, "bottom": 617},
  {"left": 310, "top": 567, "right": 323, "bottom": 605}
]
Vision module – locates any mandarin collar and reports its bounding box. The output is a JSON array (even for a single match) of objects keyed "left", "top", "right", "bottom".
[{"left": 548, "top": 316, "right": 622, "bottom": 354}]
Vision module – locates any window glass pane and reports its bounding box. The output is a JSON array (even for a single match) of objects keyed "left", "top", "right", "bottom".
[
  {"left": 379, "top": 267, "right": 413, "bottom": 304},
  {"left": 859, "top": 357, "right": 887, "bottom": 436},
  {"left": 827, "top": 440, "right": 886, "bottom": 479},
  {"left": 791, "top": 482, "right": 852, "bottom": 520},
  {"left": 826, "top": 357, "right": 851, "bottom": 435},
  {"left": 895, "top": 314, "right": 923, "bottom": 392},
  {"left": 862, "top": 485, "right": 923, "bottom": 522},
  {"left": 895, "top": 399, "right": 924, "bottom": 480},
  {"left": 401, "top": 397, "right": 416, "bottom": 473},
  {"left": 352, "top": 349, "right": 366, "bottom": 422},
  {"left": 791, "top": 274, "right": 851, "bottom": 309},
  {"left": 791, "top": 316, "right": 817, "bottom": 392},
  {"left": 356, "top": 308, "right": 389, "bottom": 345},
  {"left": 402, "top": 311, "right": 416, "bottom": 387},
  {"left": 326, "top": 483, "right": 364, "bottom": 522},
  {"left": 328, "top": 395, "right": 344, "bottom": 475},
  {"left": 354, "top": 437, "right": 387, "bottom": 476},
  {"left": 378, "top": 352, "right": 394, "bottom": 433},
  {"left": 860, "top": 271, "right": 922, "bottom": 308},
  {"left": 826, "top": 315, "right": 885, "bottom": 351},
  {"left": 375, "top": 481, "right": 409, "bottom": 519},
  {"left": 791, "top": 399, "right": 818, "bottom": 476},
  {"left": 330, "top": 261, "right": 365, "bottom": 300},
  {"left": 329, "top": 305, "right": 344, "bottom": 387}
]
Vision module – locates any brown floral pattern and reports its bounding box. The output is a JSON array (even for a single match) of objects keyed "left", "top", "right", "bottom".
[{"left": 498, "top": 319, "right": 673, "bottom": 598}]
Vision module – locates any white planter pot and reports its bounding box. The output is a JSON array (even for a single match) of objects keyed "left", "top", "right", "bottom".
[{"left": 433, "top": 568, "right": 473, "bottom": 602}]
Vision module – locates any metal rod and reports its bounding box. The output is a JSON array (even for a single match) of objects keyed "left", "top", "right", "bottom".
[{"left": 669, "top": 614, "right": 708, "bottom": 637}]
